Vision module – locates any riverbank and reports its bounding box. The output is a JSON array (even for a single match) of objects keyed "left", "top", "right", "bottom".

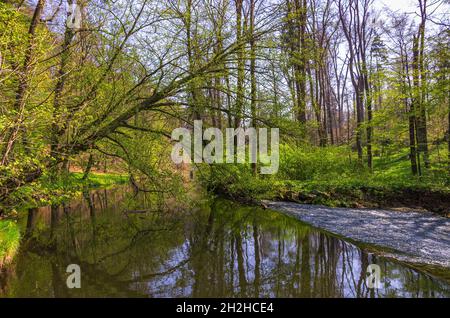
[
  {"left": 271, "top": 181, "right": 450, "bottom": 216},
  {"left": 211, "top": 178, "right": 450, "bottom": 216},
  {"left": 200, "top": 144, "right": 449, "bottom": 215},
  {"left": 265, "top": 201, "right": 450, "bottom": 275},
  {"left": 0, "top": 172, "right": 129, "bottom": 269},
  {"left": 204, "top": 162, "right": 450, "bottom": 216}
]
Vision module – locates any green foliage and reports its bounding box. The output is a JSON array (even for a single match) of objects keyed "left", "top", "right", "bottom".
[
  {"left": 4, "top": 173, "right": 129, "bottom": 212},
  {"left": 278, "top": 144, "right": 361, "bottom": 181},
  {"left": 0, "top": 220, "right": 20, "bottom": 268},
  {"left": 198, "top": 164, "right": 277, "bottom": 200},
  {"left": 0, "top": 0, "right": 448, "bottom": 215},
  {"left": 203, "top": 143, "right": 450, "bottom": 212}
]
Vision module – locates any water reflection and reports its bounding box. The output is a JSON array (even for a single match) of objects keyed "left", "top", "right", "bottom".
[{"left": 1, "top": 187, "right": 449, "bottom": 298}]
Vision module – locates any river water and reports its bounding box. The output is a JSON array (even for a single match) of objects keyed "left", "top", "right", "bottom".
[{"left": 0, "top": 186, "right": 449, "bottom": 298}]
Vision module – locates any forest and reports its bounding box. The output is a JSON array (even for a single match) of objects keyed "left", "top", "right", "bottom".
[
  {"left": 0, "top": 0, "right": 450, "bottom": 299},
  {"left": 0, "top": 0, "right": 449, "bottom": 212}
]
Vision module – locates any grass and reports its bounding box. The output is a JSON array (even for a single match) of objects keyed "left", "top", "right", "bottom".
[
  {"left": 69, "top": 172, "right": 129, "bottom": 188},
  {"left": 0, "top": 220, "right": 20, "bottom": 268}
]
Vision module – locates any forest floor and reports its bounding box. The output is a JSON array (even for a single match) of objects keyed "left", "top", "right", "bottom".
[{"left": 265, "top": 201, "right": 450, "bottom": 270}]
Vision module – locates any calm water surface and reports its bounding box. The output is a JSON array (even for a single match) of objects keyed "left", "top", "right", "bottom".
[{"left": 1, "top": 187, "right": 449, "bottom": 298}]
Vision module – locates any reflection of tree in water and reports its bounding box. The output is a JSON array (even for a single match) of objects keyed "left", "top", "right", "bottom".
[{"left": 1, "top": 188, "right": 448, "bottom": 298}]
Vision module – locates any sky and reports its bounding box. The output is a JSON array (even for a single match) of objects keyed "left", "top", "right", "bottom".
[
  {"left": 378, "top": 0, "right": 450, "bottom": 22},
  {"left": 379, "top": 0, "right": 418, "bottom": 12},
  {"left": 31, "top": 0, "right": 450, "bottom": 36}
]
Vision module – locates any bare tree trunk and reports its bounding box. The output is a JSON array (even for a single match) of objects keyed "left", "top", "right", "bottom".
[
  {"left": 234, "top": 0, "right": 245, "bottom": 128},
  {"left": 364, "top": 72, "right": 373, "bottom": 170},
  {"left": 413, "top": 0, "right": 430, "bottom": 170},
  {"left": 445, "top": 67, "right": 450, "bottom": 170},
  {"left": 296, "top": 0, "right": 307, "bottom": 124},
  {"left": 412, "top": 35, "right": 423, "bottom": 175},
  {"left": 82, "top": 154, "right": 94, "bottom": 181},
  {"left": 250, "top": 0, "right": 257, "bottom": 174},
  {"left": 286, "top": 0, "right": 307, "bottom": 126},
  {"left": 308, "top": 66, "right": 326, "bottom": 146},
  {"left": 50, "top": 0, "right": 76, "bottom": 181},
  {"left": 186, "top": 0, "right": 204, "bottom": 122},
  {"left": 401, "top": 43, "right": 418, "bottom": 175},
  {"left": 355, "top": 79, "right": 364, "bottom": 162},
  {"left": 338, "top": 0, "right": 374, "bottom": 165}
]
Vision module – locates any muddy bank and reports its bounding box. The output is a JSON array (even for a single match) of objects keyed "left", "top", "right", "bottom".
[{"left": 265, "top": 201, "right": 450, "bottom": 269}]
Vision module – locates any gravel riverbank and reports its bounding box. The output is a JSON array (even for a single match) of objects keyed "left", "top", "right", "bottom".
[{"left": 265, "top": 201, "right": 450, "bottom": 268}]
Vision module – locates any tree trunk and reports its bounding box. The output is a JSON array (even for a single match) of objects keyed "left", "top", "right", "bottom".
[
  {"left": 82, "top": 154, "right": 94, "bottom": 181},
  {"left": 234, "top": 0, "right": 245, "bottom": 128},
  {"left": 364, "top": 74, "right": 373, "bottom": 170},
  {"left": 250, "top": 0, "right": 257, "bottom": 175},
  {"left": 415, "top": 0, "right": 430, "bottom": 169},
  {"left": 50, "top": 0, "right": 76, "bottom": 181},
  {"left": 402, "top": 46, "right": 418, "bottom": 175},
  {"left": 1, "top": 0, "right": 46, "bottom": 165}
]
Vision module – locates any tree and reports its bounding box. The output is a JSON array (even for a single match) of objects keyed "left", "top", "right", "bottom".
[
  {"left": 1, "top": 0, "right": 46, "bottom": 165},
  {"left": 338, "top": 0, "right": 375, "bottom": 168},
  {"left": 413, "top": 0, "right": 430, "bottom": 170}
]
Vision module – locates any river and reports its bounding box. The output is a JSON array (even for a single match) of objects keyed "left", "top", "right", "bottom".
[{"left": 0, "top": 186, "right": 449, "bottom": 298}]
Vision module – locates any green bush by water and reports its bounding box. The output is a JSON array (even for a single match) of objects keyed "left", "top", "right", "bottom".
[
  {"left": 200, "top": 144, "right": 450, "bottom": 210},
  {"left": 0, "top": 220, "right": 20, "bottom": 268}
]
